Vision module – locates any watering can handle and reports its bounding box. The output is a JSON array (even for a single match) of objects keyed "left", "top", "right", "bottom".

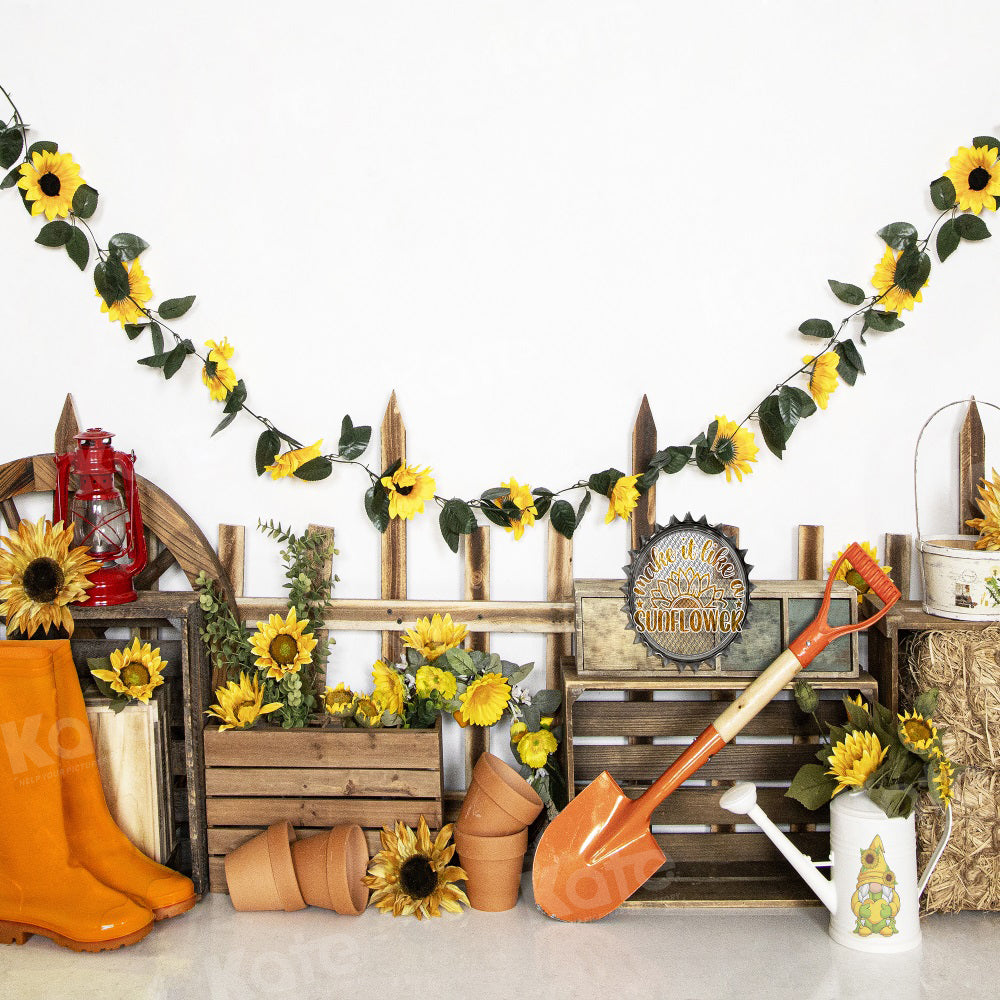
[{"left": 917, "top": 804, "right": 952, "bottom": 897}]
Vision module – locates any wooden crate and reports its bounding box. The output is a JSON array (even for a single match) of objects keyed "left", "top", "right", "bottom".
[
  {"left": 562, "top": 665, "right": 879, "bottom": 906},
  {"left": 203, "top": 718, "right": 443, "bottom": 893},
  {"left": 576, "top": 578, "right": 859, "bottom": 677}
]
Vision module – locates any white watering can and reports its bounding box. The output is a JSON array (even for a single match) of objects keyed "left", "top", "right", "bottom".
[{"left": 720, "top": 782, "right": 952, "bottom": 953}]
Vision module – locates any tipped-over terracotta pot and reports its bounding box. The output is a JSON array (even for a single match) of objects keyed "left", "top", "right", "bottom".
[
  {"left": 454, "top": 827, "right": 529, "bottom": 912},
  {"left": 290, "top": 825, "right": 370, "bottom": 915},
  {"left": 457, "top": 752, "right": 543, "bottom": 836},
  {"left": 225, "top": 821, "right": 306, "bottom": 912}
]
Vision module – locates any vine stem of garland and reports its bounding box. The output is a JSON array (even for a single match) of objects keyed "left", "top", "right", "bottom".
[{"left": 1, "top": 83, "right": 996, "bottom": 551}]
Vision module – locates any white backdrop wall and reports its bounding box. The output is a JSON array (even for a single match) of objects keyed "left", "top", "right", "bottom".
[{"left": 3, "top": 1, "right": 999, "bottom": 783}]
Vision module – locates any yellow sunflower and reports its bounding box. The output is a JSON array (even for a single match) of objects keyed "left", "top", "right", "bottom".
[
  {"left": 415, "top": 664, "right": 457, "bottom": 700},
  {"left": 323, "top": 682, "right": 355, "bottom": 719},
  {"left": 381, "top": 463, "right": 436, "bottom": 521},
  {"left": 94, "top": 256, "right": 153, "bottom": 326},
  {"left": 249, "top": 607, "right": 317, "bottom": 680},
  {"left": 353, "top": 695, "right": 384, "bottom": 728},
  {"left": 17, "top": 149, "right": 85, "bottom": 220},
  {"left": 206, "top": 672, "right": 282, "bottom": 731},
  {"left": 829, "top": 542, "right": 890, "bottom": 604},
  {"left": 90, "top": 638, "right": 166, "bottom": 704},
  {"left": 871, "top": 246, "right": 927, "bottom": 314},
  {"left": 826, "top": 731, "right": 888, "bottom": 796},
  {"left": 457, "top": 672, "right": 511, "bottom": 727},
  {"left": 965, "top": 468, "right": 1000, "bottom": 550},
  {"left": 202, "top": 338, "right": 238, "bottom": 401},
  {"left": 494, "top": 477, "right": 537, "bottom": 540},
  {"left": 929, "top": 756, "right": 955, "bottom": 809},
  {"left": 713, "top": 415, "right": 759, "bottom": 483},
  {"left": 372, "top": 660, "right": 407, "bottom": 716},
  {"left": 898, "top": 710, "right": 938, "bottom": 756},
  {"left": 364, "top": 817, "right": 468, "bottom": 919},
  {"left": 265, "top": 440, "right": 324, "bottom": 480},
  {"left": 402, "top": 613, "right": 468, "bottom": 662},
  {"left": 847, "top": 693, "right": 870, "bottom": 712},
  {"left": 517, "top": 729, "right": 558, "bottom": 769},
  {"left": 605, "top": 474, "right": 641, "bottom": 524},
  {"left": 0, "top": 517, "right": 98, "bottom": 638},
  {"left": 803, "top": 353, "right": 839, "bottom": 410},
  {"left": 944, "top": 144, "right": 1000, "bottom": 214}
]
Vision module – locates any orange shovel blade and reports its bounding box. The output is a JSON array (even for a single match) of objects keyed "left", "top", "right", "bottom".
[{"left": 531, "top": 772, "right": 666, "bottom": 922}]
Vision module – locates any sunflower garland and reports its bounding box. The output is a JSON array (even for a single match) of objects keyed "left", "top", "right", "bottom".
[{"left": 1, "top": 86, "right": 996, "bottom": 550}]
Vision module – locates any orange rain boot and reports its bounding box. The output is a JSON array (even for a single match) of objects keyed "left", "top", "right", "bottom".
[
  {"left": 0, "top": 646, "right": 154, "bottom": 951},
  {"left": 4, "top": 641, "right": 197, "bottom": 920}
]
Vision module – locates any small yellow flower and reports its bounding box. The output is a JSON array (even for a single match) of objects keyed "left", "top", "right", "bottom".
[
  {"left": 826, "top": 731, "right": 888, "bottom": 796},
  {"left": 206, "top": 672, "right": 283, "bottom": 732},
  {"left": 930, "top": 756, "right": 955, "bottom": 809},
  {"left": 381, "top": 463, "right": 436, "bottom": 521},
  {"left": 898, "top": 710, "right": 938, "bottom": 756},
  {"left": 249, "top": 607, "right": 317, "bottom": 680},
  {"left": 803, "top": 353, "right": 839, "bottom": 410},
  {"left": 457, "top": 672, "right": 511, "bottom": 727},
  {"left": 494, "top": 478, "right": 537, "bottom": 540},
  {"left": 96, "top": 257, "right": 153, "bottom": 327},
  {"left": 91, "top": 638, "right": 166, "bottom": 704},
  {"left": 944, "top": 144, "right": 1000, "bottom": 214},
  {"left": 372, "top": 660, "right": 407, "bottom": 716},
  {"left": 323, "top": 682, "right": 355, "bottom": 718},
  {"left": 965, "top": 468, "right": 1000, "bottom": 551},
  {"left": 605, "top": 474, "right": 641, "bottom": 524},
  {"left": 402, "top": 614, "right": 468, "bottom": 662},
  {"left": 265, "top": 440, "right": 324, "bottom": 480},
  {"left": 17, "top": 150, "right": 85, "bottom": 220},
  {"left": 713, "top": 416, "right": 759, "bottom": 483},
  {"left": 415, "top": 664, "right": 457, "bottom": 700},
  {"left": 202, "top": 339, "right": 238, "bottom": 401},
  {"left": 871, "top": 246, "right": 927, "bottom": 314},
  {"left": 829, "top": 542, "right": 891, "bottom": 604},
  {"left": 846, "top": 694, "right": 869, "bottom": 712},
  {"left": 510, "top": 720, "right": 528, "bottom": 744},
  {"left": 517, "top": 729, "right": 558, "bottom": 769},
  {"left": 353, "top": 695, "right": 384, "bottom": 728}
]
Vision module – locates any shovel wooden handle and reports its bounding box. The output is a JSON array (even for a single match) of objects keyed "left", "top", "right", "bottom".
[{"left": 714, "top": 648, "right": 802, "bottom": 741}]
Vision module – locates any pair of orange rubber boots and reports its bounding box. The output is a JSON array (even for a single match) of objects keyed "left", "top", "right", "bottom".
[{"left": 0, "top": 640, "right": 196, "bottom": 952}]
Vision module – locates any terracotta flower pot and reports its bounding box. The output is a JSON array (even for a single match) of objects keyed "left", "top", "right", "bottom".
[
  {"left": 290, "top": 825, "right": 370, "bottom": 915},
  {"left": 454, "top": 827, "right": 529, "bottom": 912},
  {"left": 224, "top": 821, "right": 306, "bottom": 912},
  {"left": 457, "top": 752, "right": 543, "bottom": 836}
]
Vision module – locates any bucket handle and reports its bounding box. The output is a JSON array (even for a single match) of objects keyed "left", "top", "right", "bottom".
[{"left": 917, "top": 804, "right": 952, "bottom": 898}]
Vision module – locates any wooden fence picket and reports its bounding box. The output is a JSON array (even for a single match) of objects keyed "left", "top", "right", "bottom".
[
  {"left": 380, "top": 391, "right": 407, "bottom": 664},
  {"left": 462, "top": 526, "right": 491, "bottom": 784}
]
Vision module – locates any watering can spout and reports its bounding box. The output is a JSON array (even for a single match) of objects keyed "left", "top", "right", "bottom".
[{"left": 720, "top": 782, "right": 838, "bottom": 914}]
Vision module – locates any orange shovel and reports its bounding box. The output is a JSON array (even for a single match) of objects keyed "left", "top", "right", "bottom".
[{"left": 532, "top": 542, "right": 901, "bottom": 921}]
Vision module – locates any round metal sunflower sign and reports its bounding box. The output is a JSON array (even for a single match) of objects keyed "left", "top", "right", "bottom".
[{"left": 623, "top": 514, "right": 752, "bottom": 669}]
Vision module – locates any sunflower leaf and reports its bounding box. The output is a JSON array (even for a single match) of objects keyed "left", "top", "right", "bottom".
[
  {"left": 34, "top": 220, "right": 72, "bottom": 247},
  {"left": 94, "top": 257, "right": 130, "bottom": 307},
  {"left": 785, "top": 763, "right": 836, "bottom": 810},
  {"left": 137, "top": 352, "right": 169, "bottom": 368},
  {"left": 798, "top": 317, "right": 835, "bottom": 339},
  {"left": 838, "top": 338, "right": 865, "bottom": 374},
  {"left": 380, "top": 458, "right": 402, "bottom": 481},
  {"left": 293, "top": 457, "right": 333, "bottom": 482},
  {"left": 778, "top": 385, "right": 816, "bottom": 428},
  {"left": 893, "top": 248, "right": 931, "bottom": 296},
  {"left": 913, "top": 687, "right": 939, "bottom": 718},
  {"left": 833, "top": 342, "right": 860, "bottom": 386},
  {"left": 480, "top": 487, "right": 509, "bottom": 502},
  {"left": 972, "top": 135, "right": 1000, "bottom": 151},
  {"left": 929, "top": 175, "right": 956, "bottom": 211},
  {"left": 158, "top": 295, "right": 196, "bottom": 320},
  {"left": 1, "top": 165, "right": 22, "bottom": 189},
  {"left": 827, "top": 279, "right": 866, "bottom": 306},
  {"left": 877, "top": 221, "right": 918, "bottom": 250},
  {"left": 337, "top": 414, "right": 371, "bottom": 460},
  {"left": 0, "top": 128, "right": 24, "bottom": 169},
  {"left": 550, "top": 500, "right": 576, "bottom": 539},
  {"left": 364, "top": 482, "right": 391, "bottom": 533},
  {"left": 255, "top": 430, "right": 281, "bottom": 476},
  {"left": 211, "top": 410, "right": 238, "bottom": 436},
  {"left": 588, "top": 468, "right": 624, "bottom": 496},
  {"left": 649, "top": 445, "right": 692, "bottom": 474},
  {"left": 108, "top": 232, "right": 150, "bottom": 261},
  {"left": 758, "top": 394, "right": 789, "bottom": 459},
  {"left": 576, "top": 490, "right": 592, "bottom": 523},
  {"left": 162, "top": 343, "right": 187, "bottom": 379},
  {"left": 864, "top": 309, "right": 904, "bottom": 333},
  {"left": 936, "top": 218, "right": 960, "bottom": 262},
  {"left": 636, "top": 466, "right": 658, "bottom": 493},
  {"left": 149, "top": 321, "right": 164, "bottom": 354},
  {"left": 695, "top": 444, "right": 726, "bottom": 474},
  {"left": 124, "top": 323, "right": 147, "bottom": 341},
  {"left": 71, "top": 183, "right": 99, "bottom": 219},
  {"left": 479, "top": 503, "right": 511, "bottom": 528},
  {"left": 866, "top": 785, "right": 914, "bottom": 820},
  {"left": 223, "top": 379, "right": 247, "bottom": 414},
  {"left": 27, "top": 140, "right": 57, "bottom": 158},
  {"left": 439, "top": 498, "right": 476, "bottom": 553},
  {"left": 65, "top": 228, "right": 89, "bottom": 271},
  {"left": 954, "top": 214, "right": 991, "bottom": 242},
  {"left": 533, "top": 492, "right": 552, "bottom": 518}
]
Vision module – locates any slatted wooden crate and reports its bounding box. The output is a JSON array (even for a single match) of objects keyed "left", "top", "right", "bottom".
[
  {"left": 563, "top": 666, "right": 879, "bottom": 906},
  {"left": 203, "top": 718, "right": 443, "bottom": 892}
]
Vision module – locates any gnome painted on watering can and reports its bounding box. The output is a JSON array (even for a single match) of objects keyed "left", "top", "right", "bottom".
[{"left": 721, "top": 684, "right": 956, "bottom": 954}]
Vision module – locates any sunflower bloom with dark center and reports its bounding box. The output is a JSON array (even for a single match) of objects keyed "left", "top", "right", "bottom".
[
  {"left": 712, "top": 415, "right": 759, "bottom": 483},
  {"left": 897, "top": 710, "right": 938, "bottom": 756},
  {"left": 249, "top": 606, "right": 317, "bottom": 680},
  {"left": 91, "top": 638, "right": 166, "bottom": 704},
  {"left": 381, "top": 463, "right": 436, "bottom": 521},
  {"left": 944, "top": 144, "right": 1000, "bottom": 214},
  {"left": 17, "top": 150, "right": 85, "bottom": 220}
]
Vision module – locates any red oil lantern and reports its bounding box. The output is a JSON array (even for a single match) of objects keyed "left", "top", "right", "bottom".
[{"left": 54, "top": 428, "right": 147, "bottom": 606}]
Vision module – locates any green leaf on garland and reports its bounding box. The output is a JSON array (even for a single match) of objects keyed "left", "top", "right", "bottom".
[
  {"left": 694, "top": 444, "right": 725, "bottom": 474},
  {"left": 71, "top": 183, "right": 99, "bottom": 219},
  {"left": 94, "top": 256, "right": 130, "bottom": 307},
  {"left": 158, "top": 295, "right": 196, "bottom": 320},
  {"left": 124, "top": 323, "right": 147, "bottom": 341},
  {"left": 972, "top": 135, "right": 1000, "bottom": 151},
  {"left": 550, "top": 500, "right": 576, "bottom": 539},
  {"left": 35, "top": 220, "right": 72, "bottom": 247},
  {"left": 364, "top": 482, "right": 391, "bottom": 533},
  {"left": 954, "top": 214, "right": 991, "bottom": 241},
  {"left": 838, "top": 338, "right": 865, "bottom": 374},
  {"left": 576, "top": 491, "right": 592, "bottom": 524},
  {"left": 162, "top": 343, "right": 187, "bottom": 379},
  {"left": 827, "top": 279, "right": 866, "bottom": 306},
  {"left": 380, "top": 458, "right": 402, "bottom": 482},
  {"left": 293, "top": 456, "right": 333, "bottom": 482},
  {"left": 877, "top": 221, "right": 918, "bottom": 250},
  {"left": 211, "top": 411, "right": 238, "bottom": 436},
  {"left": 439, "top": 498, "right": 476, "bottom": 553},
  {"left": 1, "top": 164, "right": 22, "bottom": 189},
  {"left": 929, "top": 175, "right": 956, "bottom": 211},
  {"left": 0, "top": 128, "right": 24, "bottom": 169},
  {"left": 936, "top": 218, "right": 960, "bottom": 262},
  {"left": 833, "top": 341, "right": 860, "bottom": 386},
  {"left": 65, "top": 228, "right": 89, "bottom": 271},
  {"left": 758, "top": 394, "right": 789, "bottom": 459},
  {"left": 532, "top": 491, "right": 552, "bottom": 518},
  {"left": 892, "top": 247, "right": 931, "bottom": 296},
  {"left": 588, "top": 468, "right": 624, "bottom": 497},
  {"left": 636, "top": 467, "right": 658, "bottom": 492},
  {"left": 255, "top": 430, "right": 281, "bottom": 476},
  {"left": 108, "top": 232, "right": 149, "bottom": 261},
  {"left": 479, "top": 503, "right": 512, "bottom": 528},
  {"left": 338, "top": 414, "right": 372, "bottom": 461},
  {"left": 137, "top": 352, "right": 169, "bottom": 369},
  {"left": 27, "top": 140, "right": 57, "bottom": 158},
  {"left": 480, "top": 487, "right": 509, "bottom": 502},
  {"left": 864, "top": 309, "right": 904, "bottom": 333},
  {"left": 778, "top": 385, "right": 816, "bottom": 428},
  {"left": 649, "top": 445, "right": 691, "bottom": 474},
  {"left": 798, "top": 317, "right": 836, "bottom": 339},
  {"left": 223, "top": 379, "right": 247, "bottom": 414}
]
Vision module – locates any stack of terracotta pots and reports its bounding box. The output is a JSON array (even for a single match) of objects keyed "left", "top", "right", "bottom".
[
  {"left": 455, "top": 752, "right": 544, "bottom": 911},
  {"left": 224, "top": 821, "right": 369, "bottom": 915}
]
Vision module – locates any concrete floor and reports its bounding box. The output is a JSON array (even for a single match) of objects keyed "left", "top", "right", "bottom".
[{"left": 1, "top": 881, "right": 997, "bottom": 1000}]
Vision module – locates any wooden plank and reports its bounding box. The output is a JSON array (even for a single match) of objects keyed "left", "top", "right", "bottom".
[
  {"left": 797, "top": 525, "right": 824, "bottom": 580},
  {"left": 0, "top": 497, "right": 20, "bottom": 531},
  {"left": 650, "top": 830, "right": 828, "bottom": 866},
  {"left": 380, "top": 391, "right": 407, "bottom": 664},
  {"left": 0, "top": 457, "right": 35, "bottom": 505},
  {"left": 133, "top": 545, "right": 178, "bottom": 592},
  {"left": 185, "top": 603, "right": 211, "bottom": 895},
  {"left": 217, "top": 524, "right": 246, "bottom": 597},
  {"left": 306, "top": 524, "right": 336, "bottom": 692},
  {"left": 206, "top": 796, "right": 441, "bottom": 829},
  {"left": 208, "top": 826, "right": 384, "bottom": 858},
  {"left": 206, "top": 767, "right": 441, "bottom": 798},
  {"left": 884, "top": 533, "right": 912, "bottom": 603},
  {"left": 463, "top": 526, "right": 490, "bottom": 786},
  {"left": 960, "top": 398, "right": 986, "bottom": 535},
  {"left": 621, "top": 875, "right": 820, "bottom": 908},
  {"left": 53, "top": 393, "right": 81, "bottom": 454},
  {"left": 545, "top": 526, "right": 574, "bottom": 691}
]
